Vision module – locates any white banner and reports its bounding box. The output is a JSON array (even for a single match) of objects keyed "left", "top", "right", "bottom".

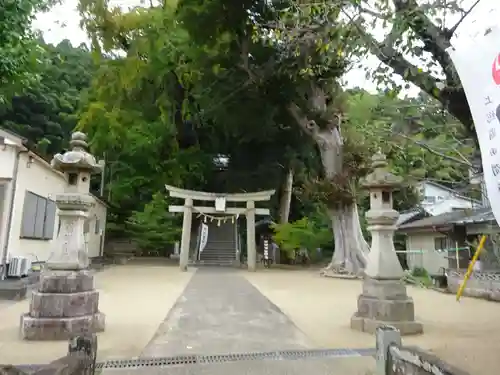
[
  {"left": 199, "top": 223, "right": 209, "bottom": 253},
  {"left": 447, "top": 27, "right": 500, "bottom": 225}
]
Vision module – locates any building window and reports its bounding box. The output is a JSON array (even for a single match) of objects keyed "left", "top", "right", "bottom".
[
  {"left": 20, "top": 191, "right": 57, "bottom": 240},
  {"left": 95, "top": 218, "right": 101, "bottom": 234},
  {"left": 434, "top": 237, "right": 451, "bottom": 251}
]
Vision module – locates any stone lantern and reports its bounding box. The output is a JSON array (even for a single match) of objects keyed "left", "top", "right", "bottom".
[
  {"left": 20, "top": 132, "right": 106, "bottom": 340},
  {"left": 350, "top": 151, "right": 423, "bottom": 335}
]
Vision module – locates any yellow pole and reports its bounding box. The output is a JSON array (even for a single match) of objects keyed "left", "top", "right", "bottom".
[{"left": 456, "top": 235, "right": 487, "bottom": 302}]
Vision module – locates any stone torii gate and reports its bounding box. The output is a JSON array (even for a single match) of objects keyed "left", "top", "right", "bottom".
[{"left": 165, "top": 185, "right": 275, "bottom": 271}]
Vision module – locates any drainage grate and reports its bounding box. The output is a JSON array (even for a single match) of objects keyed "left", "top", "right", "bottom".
[
  {"left": 96, "top": 355, "right": 198, "bottom": 369},
  {"left": 198, "top": 351, "right": 280, "bottom": 364},
  {"left": 96, "top": 348, "right": 375, "bottom": 369}
]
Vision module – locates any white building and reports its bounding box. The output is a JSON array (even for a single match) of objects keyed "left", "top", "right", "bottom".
[
  {"left": 0, "top": 128, "right": 107, "bottom": 272},
  {"left": 397, "top": 180, "right": 482, "bottom": 274},
  {"left": 397, "top": 180, "right": 480, "bottom": 226}
]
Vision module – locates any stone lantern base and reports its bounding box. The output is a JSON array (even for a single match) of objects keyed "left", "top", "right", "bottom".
[
  {"left": 350, "top": 278, "right": 423, "bottom": 336},
  {"left": 20, "top": 270, "right": 105, "bottom": 340}
]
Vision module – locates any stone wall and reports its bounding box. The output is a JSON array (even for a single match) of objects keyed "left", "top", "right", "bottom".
[
  {"left": 377, "top": 326, "right": 469, "bottom": 375},
  {"left": 447, "top": 269, "right": 500, "bottom": 301}
]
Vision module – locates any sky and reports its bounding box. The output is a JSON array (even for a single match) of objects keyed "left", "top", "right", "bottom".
[{"left": 34, "top": 0, "right": 499, "bottom": 94}]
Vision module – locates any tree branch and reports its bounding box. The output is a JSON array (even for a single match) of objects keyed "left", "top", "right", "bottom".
[
  {"left": 288, "top": 102, "right": 319, "bottom": 138},
  {"left": 393, "top": 131, "right": 473, "bottom": 167},
  {"left": 342, "top": 6, "right": 476, "bottom": 140},
  {"left": 447, "top": 0, "right": 482, "bottom": 36},
  {"left": 348, "top": 16, "right": 441, "bottom": 100}
]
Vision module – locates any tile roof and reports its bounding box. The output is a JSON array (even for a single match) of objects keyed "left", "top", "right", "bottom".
[
  {"left": 396, "top": 209, "right": 424, "bottom": 226},
  {"left": 398, "top": 207, "right": 494, "bottom": 230}
]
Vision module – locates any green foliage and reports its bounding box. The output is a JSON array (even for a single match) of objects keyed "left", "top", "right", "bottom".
[
  {"left": 271, "top": 213, "right": 331, "bottom": 257},
  {"left": 75, "top": 2, "right": 214, "bottom": 237},
  {"left": 69, "top": 0, "right": 478, "bottom": 250},
  {"left": 403, "top": 267, "right": 432, "bottom": 288},
  {"left": 126, "top": 192, "right": 181, "bottom": 253},
  {"left": 0, "top": 0, "right": 58, "bottom": 102},
  {"left": 411, "top": 267, "right": 429, "bottom": 278},
  {"left": 344, "top": 90, "right": 472, "bottom": 197},
  {"left": 267, "top": 0, "right": 476, "bottom": 143},
  {"left": 0, "top": 39, "right": 96, "bottom": 157}
]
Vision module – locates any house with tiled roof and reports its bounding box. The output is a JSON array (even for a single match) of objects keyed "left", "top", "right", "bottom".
[{"left": 396, "top": 180, "right": 491, "bottom": 274}]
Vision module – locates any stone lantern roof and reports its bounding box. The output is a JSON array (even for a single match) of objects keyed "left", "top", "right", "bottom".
[
  {"left": 362, "top": 151, "right": 402, "bottom": 189},
  {"left": 51, "top": 132, "right": 102, "bottom": 174}
]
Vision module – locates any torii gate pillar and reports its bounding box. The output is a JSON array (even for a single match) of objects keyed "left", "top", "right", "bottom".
[
  {"left": 180, "top": 197, "right": 193, "bottom": 271},
  {"left": 246, "top": 201, "right": 256, "bottom": 271}
]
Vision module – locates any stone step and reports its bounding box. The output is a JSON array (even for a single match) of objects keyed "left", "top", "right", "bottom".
[
  {"left": 197, "top": 256, "right": 235, "bottom": 260},
  {"left": 203, "top": 245, "right": 236, "bottom": 251},
  {"left": 207, "top": 238, "right": 235, "bottom": 243},
  {"left": 201, "top": 252, "right": 236, "bottom": 257},
  {"left": 198, "top": 262, "right": 235, "bottom": 266},
  {"left": 191, "top": 256, "right": 235, "bottom": 261},
  {"left": 203, "top": 246, "right": 236, "bottom": 252}
]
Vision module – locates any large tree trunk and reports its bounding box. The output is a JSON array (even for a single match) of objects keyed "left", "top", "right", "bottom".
[
  {"left": 287, "top": 83, "right": 369, "bottom": 276},
  {"left": 279, "top": 168, "right": 294, "bottom": 224},
  {"left": 314, "top": 126, "right": 369, "bottom": 276},
  {"left": 328, "top": 205, "right": 369, "bottom": 274}
]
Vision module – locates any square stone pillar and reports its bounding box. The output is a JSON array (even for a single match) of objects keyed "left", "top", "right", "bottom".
[
  {"left": 20, "top": 132, "right": 106, "bottom": 340},
  {"left": 350, "top": 278, "right": 423, "bottom": 335},
  {"left": 246, "top": 201, "right": 256, "bottom": 271},
  {"left": 179, "top": 197, "right": 193, "bottom": 271},
  {"left": 351, "top": 151, "right": 422, "bottom": 336}
]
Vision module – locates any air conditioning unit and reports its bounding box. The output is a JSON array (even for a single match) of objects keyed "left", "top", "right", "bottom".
[{"left": 7, "top": 256, "right": 32, "bottom": 278}]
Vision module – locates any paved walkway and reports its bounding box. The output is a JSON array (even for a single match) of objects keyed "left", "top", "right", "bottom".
[
  {"left": 1, "top": 264, "right": 376, "bottom": 374},
  {"left": 141, "top": 268, "right": 310, "bottom": 357},
  {"left": 4, "top": 262, "right": 499, "bottom": 374}
]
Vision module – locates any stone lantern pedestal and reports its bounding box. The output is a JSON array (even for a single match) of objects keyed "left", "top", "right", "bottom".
[
  {"left": 350, "top": 152, "right": 423, "bottom": 335},
  {"left": 20, "top": 132, "right": 105, "bottom": 340}
]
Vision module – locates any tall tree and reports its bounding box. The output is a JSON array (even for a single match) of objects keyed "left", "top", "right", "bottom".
[
  {"left": 76, "top": 0, "right": 475, "bottom": 270},
  {"left": 173, "top": 0, "right": 372, "bottom": 274},
  {"left": 76, "top": 2, "right": 215, "bottom": 238}
]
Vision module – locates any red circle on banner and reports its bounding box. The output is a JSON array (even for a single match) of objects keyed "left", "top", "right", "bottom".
[{"left": 493, "top": 53, "right": 500, "bottom": 85}]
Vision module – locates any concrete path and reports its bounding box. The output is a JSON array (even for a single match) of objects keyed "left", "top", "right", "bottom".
[{"left": 141, "top": 268, "right": 311, "bottom": 357}]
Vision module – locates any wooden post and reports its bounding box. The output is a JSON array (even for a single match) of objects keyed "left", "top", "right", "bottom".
[
  {"left": 180, "top": 198, "right": 193, "bottom": 271},
  {"left": 246, "top": 201, "right": 256, "bottom": 271}
]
